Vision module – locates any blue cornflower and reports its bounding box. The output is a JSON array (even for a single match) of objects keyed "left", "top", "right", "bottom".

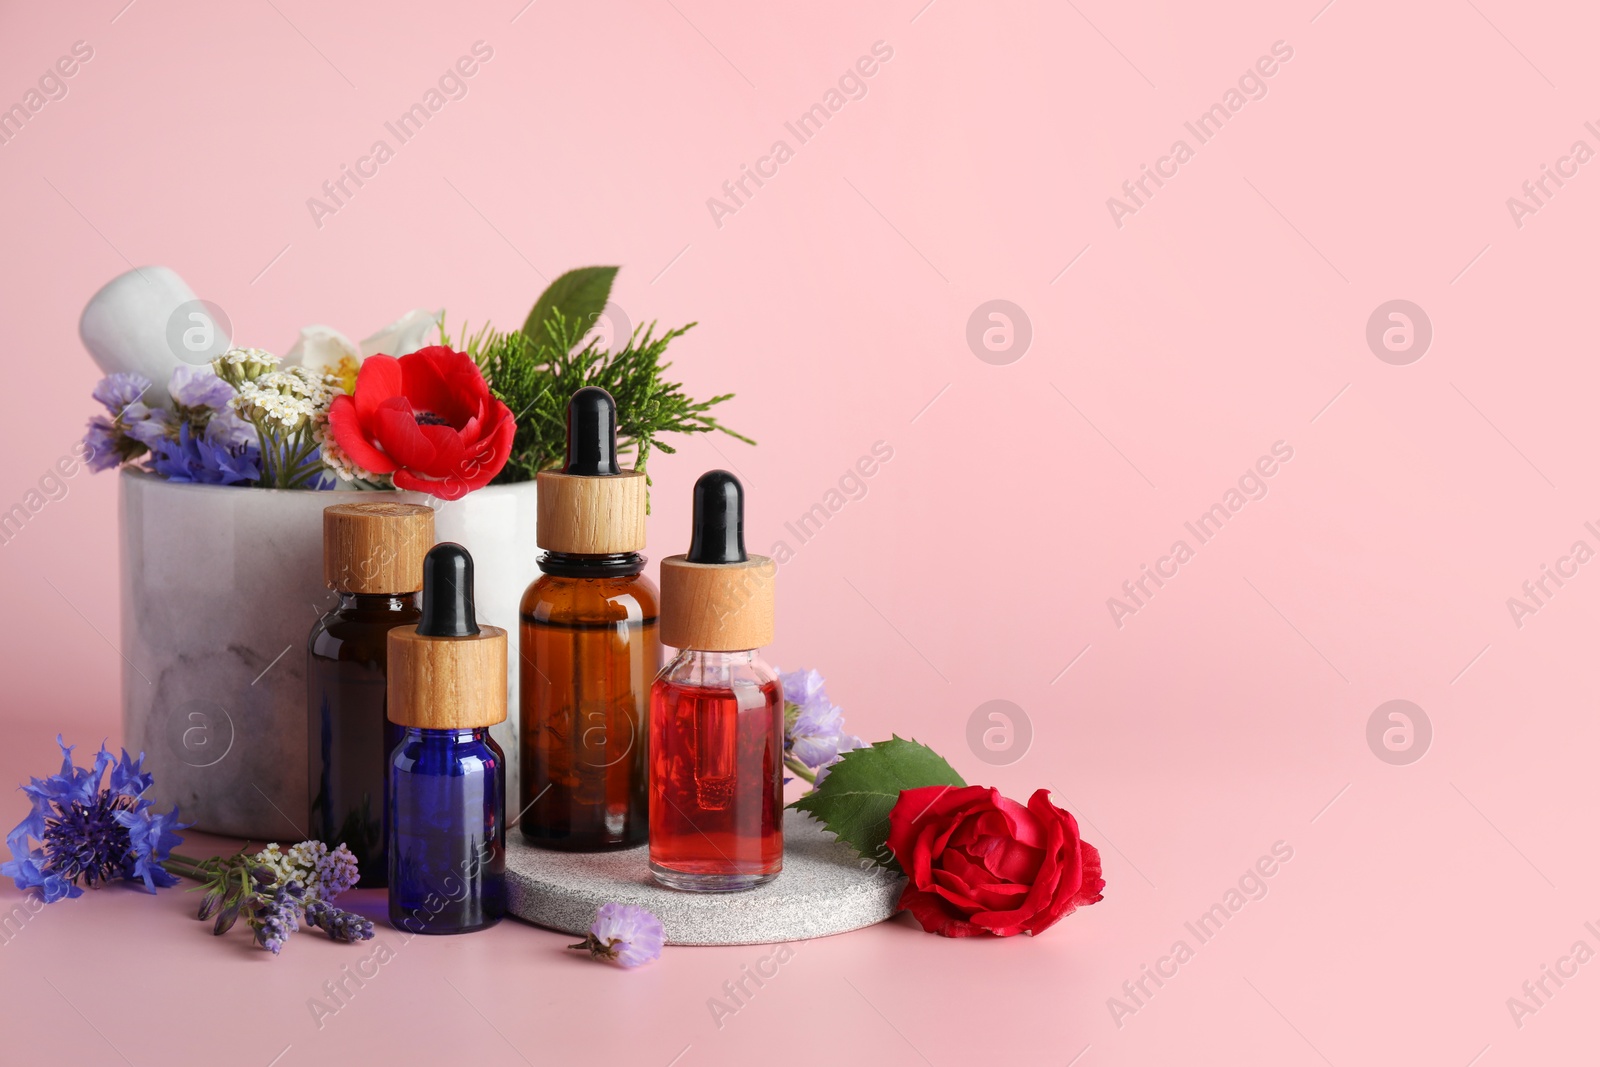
[
  {"left": 1, "top": 737, "right": 186, "bottom": 901},
  {"left": 113, "top": 805, "right": 184, "bottom": 892},
  {"left": 147, "top": 422, "right": 261, "bottom": 485}
]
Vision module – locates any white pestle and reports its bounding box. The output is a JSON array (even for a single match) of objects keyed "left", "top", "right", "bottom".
[{"left": 79, "top": 267, "right": 229, "bottom": 406}]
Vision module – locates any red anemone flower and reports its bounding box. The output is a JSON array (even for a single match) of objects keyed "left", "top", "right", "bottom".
[{"left": 327, "top": 346, "right": 514, "bottom": 499}]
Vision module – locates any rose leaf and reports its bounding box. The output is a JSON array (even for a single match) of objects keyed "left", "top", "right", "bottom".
[{"left": 791, "top": 736, "right": 966, "bottom": 873}]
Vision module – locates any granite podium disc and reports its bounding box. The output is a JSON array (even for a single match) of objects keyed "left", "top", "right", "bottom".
[{"left": 504, "top": 811, "right": 906, "bottom": 945}]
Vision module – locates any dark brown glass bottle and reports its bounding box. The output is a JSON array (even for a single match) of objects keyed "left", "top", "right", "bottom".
[
  {"left": 520, "top": 387, "right": 658, "bottom": 850},
  {"left": 520, "top": 558, "right": 658, "bottom": 849},
  {"left": 308, "top": 502, "right": 434, "bottom": 887}
]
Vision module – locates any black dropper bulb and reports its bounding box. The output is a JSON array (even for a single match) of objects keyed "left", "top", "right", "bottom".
[
  {"left": 686, "top": 470, "right": 747, "bottom": 564},
  {"left": 562, "top": 386, "right": 621, "bottom": 476},
  {"left": 416, "top": 543, "right": 481, "bottom": 637}
]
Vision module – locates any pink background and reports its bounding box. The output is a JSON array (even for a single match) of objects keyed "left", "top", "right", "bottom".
[{"left": 1, "top": 0, "right": 1595, "bottom": 1063}]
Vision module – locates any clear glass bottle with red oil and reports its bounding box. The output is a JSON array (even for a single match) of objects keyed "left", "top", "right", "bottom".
[{"left": 650, "top": 471, "right": 782, "bottom": 891}]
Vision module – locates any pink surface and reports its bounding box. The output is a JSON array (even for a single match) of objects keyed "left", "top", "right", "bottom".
[{"left": 0, "top": 0, "right": 1594, "bottom": 1063}]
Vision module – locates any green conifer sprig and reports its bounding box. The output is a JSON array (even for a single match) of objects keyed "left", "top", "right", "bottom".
[{"left": 440, "top": 267, "right": 751, "bottom": 490}]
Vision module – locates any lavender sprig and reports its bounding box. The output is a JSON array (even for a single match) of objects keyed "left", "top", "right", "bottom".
[
  {"left": 170, "top": 839, "right": 370, "bottom": 955},
  {"left": 250, "top": 879, "right": 305, "bottom": 955},
  {"left": 305, "top": 899, "right": 375, "bottom": 943}
]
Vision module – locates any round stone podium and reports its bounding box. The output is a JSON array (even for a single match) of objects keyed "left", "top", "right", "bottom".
[{"left": 504, "top": 811, "right": 906, "bottom": 945}]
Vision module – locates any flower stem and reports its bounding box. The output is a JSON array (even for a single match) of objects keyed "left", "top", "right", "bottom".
[
  {"left": 163, "top": 852, "right": 213, "bottom": 882},
  {"left": 784, "top": 756, "right": 817, "bottom": 785}
]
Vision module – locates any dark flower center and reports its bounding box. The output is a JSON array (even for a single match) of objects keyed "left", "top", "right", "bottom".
[
  {"left": 42, "top": 792, "right": 138, "bottom": 888},
  {"left": 415, "top": 411, "right": 450, "bottom": 427}
]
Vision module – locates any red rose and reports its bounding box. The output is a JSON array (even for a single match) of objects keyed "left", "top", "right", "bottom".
[
  {"left": 886, "top": 785, "right": 1104, "bottom": 937},
  {"left": 327, "top": 346, "right": 514, "bottom": 500}
]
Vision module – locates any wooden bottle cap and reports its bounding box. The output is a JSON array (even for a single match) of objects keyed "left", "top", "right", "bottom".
[
  {"left": 535, "top": 469, "right": 647, "bottom": 554},
  {"left": 659, "top": 555, "right": 776, "bottom": 651},
  {"left": 323, "top": 502, "right": 435, "bottom": 593},
  {"left": 386, "top": 626, "right": 508, "bottom": 729}
]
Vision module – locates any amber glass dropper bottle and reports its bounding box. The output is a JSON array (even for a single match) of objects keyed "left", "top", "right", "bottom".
[
  {"left": 519, "top": 387, "right": 659, "bottom": 850},
  {"left": 308, "top": 502, "right": 435, "bottom": 887}
]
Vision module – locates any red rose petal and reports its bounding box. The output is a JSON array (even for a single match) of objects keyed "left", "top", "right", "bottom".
[
  {"left": 979, "top": 835, "right": 1045, "bottom": 885},
  {"left": 898, "top": 886, "right": 983, "bottom": 938},
  {"left": 940, "top": 849, "right": 1004, "bottom": 888}
]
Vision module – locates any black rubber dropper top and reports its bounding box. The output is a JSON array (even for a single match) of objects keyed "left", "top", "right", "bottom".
[
  {"left": 562, "top": 386, "right": 621, "bottom": 476},
  {"left": 416, "top": 543, "right": 481, "bottom": 637},
  {"left": 686, "top": 470, "right": 748, "bottom": 564}
]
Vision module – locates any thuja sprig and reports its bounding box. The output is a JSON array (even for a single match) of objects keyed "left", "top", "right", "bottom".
[{"left": 440, "top": 267, "right": 753, "bottom": 494}]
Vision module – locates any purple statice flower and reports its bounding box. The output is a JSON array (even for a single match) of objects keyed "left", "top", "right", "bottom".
[
  {"left": 147, "top": 422, "right": 260, "bottom": 485},
  {"left": 92, "top": 373, "right": 152, "bottom": 415},
  {"left": 122, "top": 404, "right": 176, "bottom": 449},
  {"left": 570, "top": 903, "right": 664, "bottom": 967},
  {"left": 1, "top": 737, "right": 186, "bottom": 901},
  {"left": 813, "top": 746, "right": 862, "bottom": 788},
  {"left": 83, "top": 372, "right": 159, "bottom": 471},
  {"left": 780, "top": 668, "right": 862, "bottom": 770},
  {"left": 305, "top": 899, "right": 375, "bottom": 943},
  {"left": 168, "top": 365, "right": 237, "bottom": 412},
  {"left": 249, "top": 879, "right": 305, "bottom": 955},
  {"left": 82, "top": 417, "right": 122, "bottom": 472}
]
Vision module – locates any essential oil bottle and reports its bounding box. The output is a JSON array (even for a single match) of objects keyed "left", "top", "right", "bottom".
[
  {"left": 308, "top": 502, "right": 434, "bottom": 888},
  {"left": 519, "top": 387, "right": 659, "bottom": 851},
  {"left": 650, "top": 470, "right": 782, "bottom": 891},
  {"left": 387, "top": 543, "right": 508, "bottom": 934}
]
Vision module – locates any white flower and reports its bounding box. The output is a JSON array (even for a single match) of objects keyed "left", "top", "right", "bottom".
[
  {"left": 284, "top": 326, "right": 360, "bottom": 387},
  {"left": 314, "top": 410, "right": 389, "bottom": 487},
  {"left": 359, "top": 308, "right": 440, "bottom": 359},
  {"left": 212, "top": 347, "right": 281, "bottom": 388},
  {"left": 232, "top": 366, "right": 334, "bottom": 433},
  {"left": 285, "top": 309, "right": 440, "bottom": 395}
]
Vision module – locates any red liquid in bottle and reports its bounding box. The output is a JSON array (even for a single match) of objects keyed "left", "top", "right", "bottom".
[{"left": 648, "top": 675, "right": 783, "bottom": 890}]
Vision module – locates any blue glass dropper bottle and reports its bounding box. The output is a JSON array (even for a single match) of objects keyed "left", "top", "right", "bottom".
[{"left": 386, "top": 542, "right": 508, "bottom": 934}]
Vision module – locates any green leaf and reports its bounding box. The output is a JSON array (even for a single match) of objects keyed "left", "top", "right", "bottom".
[
  {"left": 522, "top": 266, "right": 618, "bottom": 345},
  {"left": 791, "top": 736, "right": 966, "bottom": 873}
]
